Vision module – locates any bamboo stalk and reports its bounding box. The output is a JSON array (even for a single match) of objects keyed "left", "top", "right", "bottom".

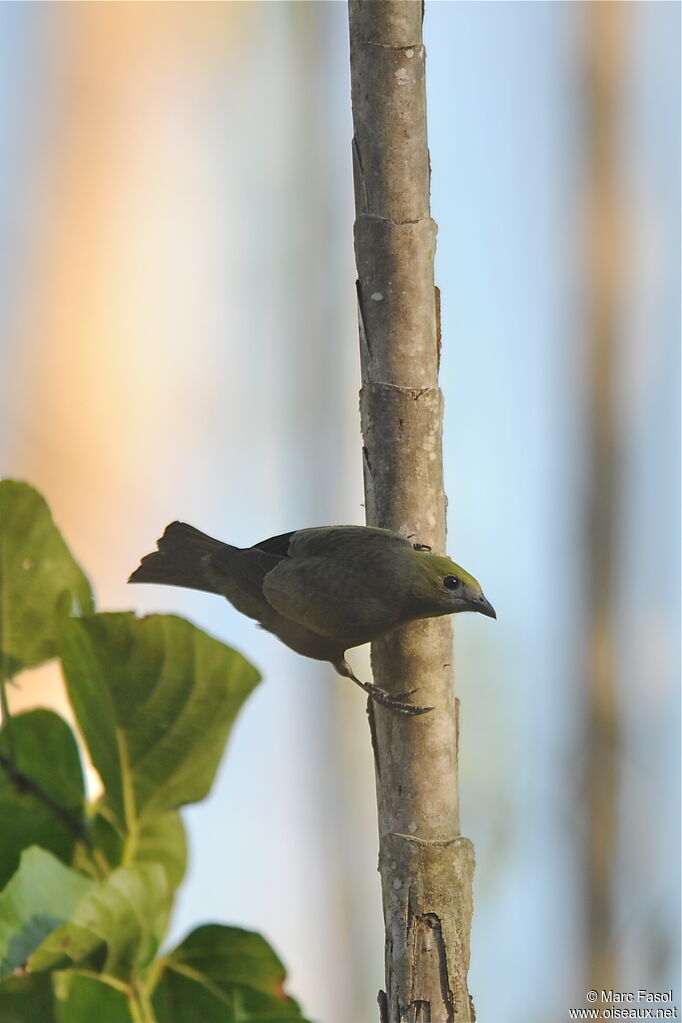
[{"left": 348, "top": 4, "right": 475, "bottom": 1020}]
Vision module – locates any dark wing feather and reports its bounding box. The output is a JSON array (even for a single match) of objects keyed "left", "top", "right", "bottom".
[
  {"left": 210, "top": 545, "right": 283, "bottom": 604},
  {"left": 209, "top": 543, "right": 344, "bottom": 661},
  {"left": 251, "top": 531, "right": 297, "bottom": 558}
]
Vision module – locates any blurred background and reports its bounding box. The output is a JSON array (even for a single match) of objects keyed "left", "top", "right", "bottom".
[{"left": 0, "top": 2, "right": 678, "bottom": 1021}]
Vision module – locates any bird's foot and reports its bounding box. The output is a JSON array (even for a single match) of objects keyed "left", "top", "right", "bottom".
[
  {"left": 334, "top": 658, "right": 433, "bottom": 716},
  {"left": 361, "top": 681, "right": 433, "bottom": 716}
]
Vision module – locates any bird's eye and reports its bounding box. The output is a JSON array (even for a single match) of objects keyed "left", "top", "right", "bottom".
[{"left": 443, "top": 576, "right": 460, "bottom": 591}]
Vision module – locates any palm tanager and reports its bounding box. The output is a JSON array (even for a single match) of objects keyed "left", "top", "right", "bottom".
[{"left": 129, "top": 523, "right": 495, "bottom": 714}]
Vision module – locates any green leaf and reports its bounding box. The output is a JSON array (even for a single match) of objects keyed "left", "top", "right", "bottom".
[
  {"left": 84, "top": 806, "right": 187, "bottom": 892},
  {"left": 60, "top": 613, "right": 260, "bottom": 830},
  {"left": 136, "top": 811, "right": 187, "bottom": 892},
  {"left": 0, "top": 973, "right": 58, "bottom": 1023},
  {"left": 152, "top": 925, "right": 311, "bottom": 1023},
  {"left": 54, "top": 972, "right": 131, "bottom": 1023},
  {"left": 29, "top": 862, "right": 168, "bottom": 983},
  {"left": 76, "top": 806, "right": 186, "bottom": 943},
  {"left": 74, "top": 809, "right": 186, "bottom": 954},
  {"left": 0, "top": 710, "right": 86, "bottom": 888},
  {"left": 0, "top": 848, "right": 168, "bottom": 988},
  {"left": 0, "top": 481, "right": 94, "bottom": 678},
  {"left": 0, "top": 847, "right": 92, "bottom": 979}
]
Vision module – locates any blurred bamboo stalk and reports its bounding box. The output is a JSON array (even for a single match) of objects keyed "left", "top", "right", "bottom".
[{"left": 583, "top": 0, "right": 626, "bottom": 994}]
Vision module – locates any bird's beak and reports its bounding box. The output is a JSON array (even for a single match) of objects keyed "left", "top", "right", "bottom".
[{"left": 470, "top": 593, "right": 496, "bottom": 620}]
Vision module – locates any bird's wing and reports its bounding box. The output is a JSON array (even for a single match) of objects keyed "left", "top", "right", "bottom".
[
  {"left": 210, "top": 542, "right": 346, "bottom": 662},
  {"left": 209, "top": 545, "right": 282, "bottom": 612},
  {"left": 262, "top": 527, "right": 413, "bottom": 645},
  {"left": 251, "top": 531, "right": 296, "bottom": 558},
  {"left": 286, "top": 525, "right": 412, "bottom": 558}
]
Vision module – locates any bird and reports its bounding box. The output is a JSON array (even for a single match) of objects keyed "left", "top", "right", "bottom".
[{"left": 129, "top": 522, "right": 495, "bottom": 715}]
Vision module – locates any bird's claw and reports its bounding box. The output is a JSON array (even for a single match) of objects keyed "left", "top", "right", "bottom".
[
  {"left": 363, "top": 681, "right": 433, "bottom": 716},
  {"left": 393, "top": 687, "right": 417, "bottom": 700}
]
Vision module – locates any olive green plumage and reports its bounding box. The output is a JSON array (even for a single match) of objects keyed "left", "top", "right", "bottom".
[{"left": 129, "top": 522, "right": 495, "bottom": 714}]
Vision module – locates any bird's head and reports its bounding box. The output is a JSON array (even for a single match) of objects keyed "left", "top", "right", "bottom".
[{"left": 408, "top": 551, "right": 496, "bottom": 620}]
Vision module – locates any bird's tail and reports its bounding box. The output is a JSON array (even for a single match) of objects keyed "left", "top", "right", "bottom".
[{"left": 128, "top": 521, "right": 232, "bottom": 595}]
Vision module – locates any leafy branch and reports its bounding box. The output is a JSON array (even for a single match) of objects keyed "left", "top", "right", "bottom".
[
  {"left": 0, "top": 748, "right": 92, "bottom": 849},
  {"left": 0, "top": 479, "right": 311, "bottom": 1023}
]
